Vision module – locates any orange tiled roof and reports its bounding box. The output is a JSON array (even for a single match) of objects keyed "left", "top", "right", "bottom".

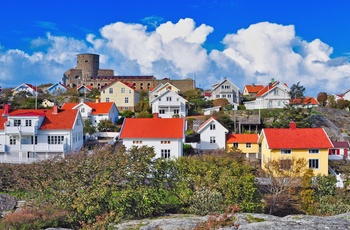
[
  {"left": 62, "top": 102, "right": 114, "bottom": 115},
  {"left": 226, "top": 133, "right": 258, "bottom": 143},
  {"left": 120, "top": 117, "right": 184, "bottom": 139},
  {"left": 262, "top": 127, "right": 333, "bottom": 149},
  {"left": 0, "top": 108, "right": 78, "bottom": 130},
  {"left": 290, "top": 97, "right": 319, "bottom": 105},
  {"left": 244, "top": 85, "right": 264, "bottom": 94}
]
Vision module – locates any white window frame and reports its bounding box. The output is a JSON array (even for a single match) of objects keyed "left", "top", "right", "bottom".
[
  {"left": 281, "top": 149, "right": 292, "bottom": 154},
  {"left": 210, "top": 136, "right": 216, "bottom": 143},
  {"left": 246, "top": 143, "right": 252, "bottom": 148},
  {"left": 308, "top": 159, "right": 319, "bottom": 169},
  {"left": 309, "top": 149, "right": 319, "bottom": 154}
]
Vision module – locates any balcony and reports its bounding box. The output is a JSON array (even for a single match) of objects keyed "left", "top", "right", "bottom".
[
  {"left": 7, "top": 143, "right": 66, "bottom": 153},
  {"left": 0, "top": 156, "right": 39, "bottom": 164},
  {"left": 157, "top": 100, "right": 181, "bottom": 107},
  {"left": 4, "top": 124, "right": 38, "bottom": 135}
]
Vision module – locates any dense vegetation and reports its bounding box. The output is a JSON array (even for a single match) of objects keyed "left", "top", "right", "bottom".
[{"left": 0, "top": 146, "right": 262, "bottom": 229}]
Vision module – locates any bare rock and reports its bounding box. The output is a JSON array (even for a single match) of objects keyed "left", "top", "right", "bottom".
[{"left": 0, "top": 194, "right": 17, "bottom": 212}]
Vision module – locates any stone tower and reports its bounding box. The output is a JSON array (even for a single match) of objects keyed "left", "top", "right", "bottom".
[{"left": 77, "top": 53, "right": 100, "bottom": 81}]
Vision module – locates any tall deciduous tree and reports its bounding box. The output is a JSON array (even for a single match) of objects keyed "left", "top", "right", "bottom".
[{"left": 317, "top": 92, "right": 328, "bottom": 107}]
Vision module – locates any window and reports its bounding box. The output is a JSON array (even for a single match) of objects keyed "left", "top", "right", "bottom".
[
  {"left": 274, "top": 89, "right": 279, "bottom": 95},
  {"left": 161, "top": 149, "right": 170, "bottom": 159},
  {"left": 31, "top": 136, "right": 37, "bottom": 144},
  {"left": 222, "top": 94, "right": 226, "bottom": 98},
  {"left": 140, "top": 83, "right": 143, "bottom": 90},
  {"left": 161, "top": 141, "right": 171, "bottom": 144},
  {"left": 166, "top": 97, "right": 172, "bottom": 101},
  {"left": 216, "top": 95, "right": 220, "bottom": 98},
  {"left": 121, "top": 88, "right": 125, "bottom": 93},
  {"left": 125, "top": 97, "right": 129, "bottom": 103},
  {"left": 25, "top": 120, "right": 32, "bottom": 127},
  {"left": 14, "top": 119, "right": 21, "bottom": 126},
  {"left": 133, "top": 140, "right": 143, "bottom": 144},
  {"left": 280, "top": 159, "right": 292, "bottom": 170},
  {"left": 159, "top": 109, "right": 165, "bottom": 114},
  {"left": 278, "top": 101, "right": 281, "bottom": 106},
  {"left": 233, "top": 143, "right": 238, "bottom": 148},
  {"left": 309, "top": 149, "right": 319, "bottom": 154},
  {"left": 246, "top": 143, "right": 252, "bottom": 148},
  {"left": 210, "top": 136, "right": 216, "bottom": 143},
  {"left": 329, "top": 149, "right": 339, "bottom": 155},
  {"left": 106, "top": 97, "right": 110, "bottom": 102},
  {"left": 109, "top": 88, "right": 113, "bottom": 94},
  {"left": 281, "top": 149, "right": 292, "bottom": 154},
  {"left": 174, "top": 109, "right": 179, "bottom": 114},
  {"left": 210, "top": 123, "right": 216, "bottom": 130},
  {"left": 81, "top": 108, "right": 85, "bottom": 113},
  {"left": 48, "top": 136, "right": 64, "bottom": 144},
  {"left": 10, "top": 136, "right": 16, "bottom": 145},
  {"left": 227, "top": 94, "right": 232, "bottom": 98},
  {"left": 309, "top": 159, "right": 319, "bottom": 169}
]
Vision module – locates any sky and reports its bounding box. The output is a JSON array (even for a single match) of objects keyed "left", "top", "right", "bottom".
[{"left": 1, "top": 0, "right": 350, "bottom": 97}]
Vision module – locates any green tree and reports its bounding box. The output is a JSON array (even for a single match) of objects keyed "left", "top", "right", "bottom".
[
  {"left": 135, "top": 100, "right": 150, "bottom": 112},
  {"left": 83, "top": 119, "right": 96, "bottom": 135},
  {"left": 97, "top": 119, "right": 117, "bottom": 132},
  {"left": 289, "top": 82, "right": 306, "bottom": 100}
]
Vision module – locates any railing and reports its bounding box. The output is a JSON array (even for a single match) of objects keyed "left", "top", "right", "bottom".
[
  {"left": 329, "top": 166, "right": 344, "bottom": 188},
  {"left": 6, "top": 144, "right": 66, "bottom": 152},
  {"left": 157, "top": 101, "right": 182, "bottom": 107},
  {"left": 0, "top": 156, "right": 40, "bottom": 164},
  {"left": 4, "top": 125, "right": 38, "bottom": 135}
]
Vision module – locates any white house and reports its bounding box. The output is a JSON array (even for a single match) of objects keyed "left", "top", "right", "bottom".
[
  {"left": 119, "top": 114, "right": 185, "bottom": 159},
  {"left": 329, "top": 141, "right": 350, "bottom": 160},
  {"left": 0, "top": 104, "right": 84, "bottom": 164},
  {"left": 44, "top": 82, "right": 68, "bottom": 95},
  {"left": 149, "top": 82, "right": 181, "bottom": 103},
  {"left": 244, "top": 81, "right": 290, "bottom": 110},
  {"left": 12, "top": 83, "right": 38, "bottom": 97},
  {"left": 203, "top": 106, "right": 221, "bottom": 115},
  {"left": 207, "top": 79, "right": 240, "bottom": 110},
  {"left": 197, "top": 117, "right": 228, "bottom": 150},
  {"left": 151, "top": 90, "right": 187, "bottom": 118},
  {"left": 41, "top": 98, "right": 55, "bottom": 108},
  {"left": 62, "top": 101, "right": 119, "bottom": 126}
]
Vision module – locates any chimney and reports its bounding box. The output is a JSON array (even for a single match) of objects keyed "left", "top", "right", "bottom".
[
  {"left": 3, "top": 103, "right": 10, "bottom": 116},
  {"left": 289, "top": 122, "right": 296, "bottom": 129},
  {"left": 53, "top": 105, "right": 59, "bottom": 114},
  {"left": 95, "top": 97, "right": 100, "bottom": 103},
  {"left": 153, "top": 113, "right": 159, "bottom": 118}
]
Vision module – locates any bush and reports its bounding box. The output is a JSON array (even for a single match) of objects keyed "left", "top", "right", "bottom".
[
  {"left": 188, "top": 188, "right": 225, "bottom": 215},
  {"left": 238, "top": 105, "right": 246, "bottom": 110}
]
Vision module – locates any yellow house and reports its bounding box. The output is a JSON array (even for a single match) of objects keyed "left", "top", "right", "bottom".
[
  {"left": 100, "top": 81, "right": 140, "bottom": 112},
  {"left": 226, "top": 133, "right": 259, "bottom": 159},
  {"left": 258, "top": 122, "right": 333, "bottom": 175}
]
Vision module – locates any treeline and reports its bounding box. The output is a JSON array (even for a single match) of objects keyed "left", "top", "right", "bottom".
[{"left": 0, "top": 146, "right": 262, "bottom": 229}]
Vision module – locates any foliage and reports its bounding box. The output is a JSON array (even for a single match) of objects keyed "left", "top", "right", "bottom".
[
  {"left": 87, "top": 88, "right": 100, "bottom": 100},
  {"left": 97, "top": 119, "right": 117, "bottom": 132},
  {"left": 183, "top": 88, "right": 202, "bottom": 101},
  {"left": 136, "top": 111, "right": 153, "bottom": 118},
  {"left": 326, "top": 95, "right": 337, "bottom": 108},
  {"left": 214, "top": 112, "right": 234, "bottom": 130},
  {"left": 83, "top": 119, "right": 96, "bottom": 135},
  {"left": 213, "top": 98, "right": 229, "bottom": 108},
  {"left": 317, "top": 92, "right": 328, "bottom": 107},
  {"left": 135, "top": 100, "right": 150, "bottom": 112},
  {"left": 120, "top": 110, "right": 134, "bottom": 118},
  {"left": 195, "top": 205, "right": 240, "bottom": 230},
  {"left": 261, "top": 106, "right": 312, "bottom": 128},
  {"left": 238, "top": 105, "right": 246, "bottom": 110},
  {"left": 299, "top": 169, "right": 315, "bottom": 214},
  {"left": 183, "top": 144, "right": 195, "bottom": 156},
  {"left": 261, "top": 158, "right": 308, "bottom": 214},
  {"left": 188, "top": 187, "right": 225, "bottom": 215},
  {"left": 314, "top": 175, "right": 336, "bottom": 198},
  {"left": 289, "top": 82, "right": 305, "bottom": 100},
  {"left": 337, "top": 99, "right": 350, "bottom": 110}
]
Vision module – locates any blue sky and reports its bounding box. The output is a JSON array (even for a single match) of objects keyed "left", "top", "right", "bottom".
[{"left": 1, "top": 0, "right": 350, "bottom": 96}]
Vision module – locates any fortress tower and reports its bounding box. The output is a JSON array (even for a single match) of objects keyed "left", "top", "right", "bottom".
[{"left": 77, "top": 53, "right": 99, "bottom": 79}]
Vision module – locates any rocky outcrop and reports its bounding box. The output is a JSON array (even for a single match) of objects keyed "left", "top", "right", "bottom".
[
  {"left": 0, "top": 194, "right": 17, "bottom": 213},
  {"left": 113, "top": 212, "right": 350, "bottom": 230}
]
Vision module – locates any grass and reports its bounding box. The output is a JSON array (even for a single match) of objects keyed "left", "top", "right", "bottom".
[{"left": 246, "top": 214, "right": 265, "bottom": 223}]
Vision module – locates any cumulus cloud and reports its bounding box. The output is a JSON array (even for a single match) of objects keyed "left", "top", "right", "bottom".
[{"left": 0, "top": 19, "right": 349, "bottom": 96}]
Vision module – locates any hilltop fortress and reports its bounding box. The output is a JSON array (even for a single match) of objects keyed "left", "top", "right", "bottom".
[{"left": 62, "top": 53, "right": 195, "bottom": 92}]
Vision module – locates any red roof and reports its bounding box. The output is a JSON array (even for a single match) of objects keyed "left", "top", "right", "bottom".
[
  {"left": 262, "top": 127, "right": 333, "bottom": 149},
  {"left": 290, "top": 97, "right": 319, "bottom": 105},
  {"left": 227, "top": 134, "right": 258, "bottom": 143},
  {"left": 332, "top": 141, "right": 350, "bottom": 148},
  {"left": 204, "top": 92, "right": 212, "bottom": 97},
  {"left": 25, "top": 83, "right": 38, "bottom": 91},
  {"left": 100, "top": 80, "right": 134, "bottom": 91},
  {"left": 0, "top": 108, "right": 79, "bottom": 130},
  {"left": 244, "top": 85, "right": 264, "bottom": 94},
  {"left": 61, "top": 102, "right": 114, "bottom": 115},
  {"left": 120, "top": 117, "right": 184, "bottom": 139}
]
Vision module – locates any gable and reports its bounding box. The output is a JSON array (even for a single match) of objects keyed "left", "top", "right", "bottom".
[
  {"left": 197, "top": 117, "right": 228, "bottom": 134},
  {"left": 151, "top": 90, "right": 187, "bottom": 104}
]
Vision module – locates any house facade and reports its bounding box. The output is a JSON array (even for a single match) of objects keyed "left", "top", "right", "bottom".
[
  {"left": 149, "top": 82, "right": 181, "bottom": 103},
  {"left": 258, "top": 122, "right": 333, "bottom": 175},
  {"left": 100, "top": 81, "right": 139, "bottom": 112},
  {"left": 0, "top": 104, "right": 84, "bottom": 164},
  {"left": 45, "top": 82, "right": 68, "bottom": 95},
  {"left": 226, "top": 133, "right": 259, "bottom": 158},
  {"left": 151, "top": 90, "right": 187, "bottom": 118},
  {"left": 62, "top": 102, "right": 119, "bottom": 126},
  {"left": 328, "top": 141, "right": 350, "bottom": 160},
  {"left": 244, "top": 81, "right": 290, "bottom": 110},
  {"left": 197, "top": 117, "right": 228, "bottom": 150},
  {"left": 119, "top": 114, "right": 185, "bottom": 159},
  {"left": 207, "top": 79, "right": 240, "bottom": 110},
  {"left": 242, "top": 84, "right": 264, "bottom": 98},
  {"left": 12, "top": 83, "right": 38, "bottom": 96}
]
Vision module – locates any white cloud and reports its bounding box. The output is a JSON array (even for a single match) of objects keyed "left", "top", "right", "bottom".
[{"left": 0, "top": 19, "right": 349, "bottom": 96}]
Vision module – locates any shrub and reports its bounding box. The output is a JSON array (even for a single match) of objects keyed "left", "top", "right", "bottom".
[{"left": 188, "top": 188, "right": 225, "bottom": 215}]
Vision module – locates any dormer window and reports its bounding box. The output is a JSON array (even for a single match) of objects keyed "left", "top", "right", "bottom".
[
  {"left": 166, "top": 97, "right": 172, "bottom": 101},
  {"left": 210, "top": 123, "right": 215, "bottom": 130},
  {"left": 81, "top": 108, "right": 85, "bottom": 113}
]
